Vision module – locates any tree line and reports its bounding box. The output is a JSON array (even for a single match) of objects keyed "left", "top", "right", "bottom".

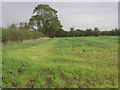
[
  {"left": 2, "top": 4, "right": 120, "bottom": 43},
  {"left": 27, "top": 4, "right": 120, "bottom": 37},
  {"left": 56, "top": 27, "right": 119, "bottom": 37}
]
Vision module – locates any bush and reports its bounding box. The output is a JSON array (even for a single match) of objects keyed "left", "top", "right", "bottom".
[{"left": 2, "top": 29, "right": 45, "bottom": 43}]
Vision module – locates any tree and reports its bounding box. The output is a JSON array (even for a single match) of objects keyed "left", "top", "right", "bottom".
[
  {"left": 93, "top": 27, "right": 100, "bottom": 36},
  {"left": 70, "top": 27, "right": 74, "bottom": 31},
  {"left": 114, "top": 28, "right": 119, "bottom": 36},
  {"left": 8, "top": 23, "right": 17, "bottom": 30},
  {"left": 69, "top": 27, "right": 75, "bottom": 37},
  {"left": 85, "top": 29, "right": 93, "bottom": 36},
  {"left": 75, "top": 29, "right": 85, "bottom": 36},
  {"left": 19, "top": 22, "right": 30, "bottom": 30},
  {"left": 29, "top": 4, "right": 63, "bottom": 38}
]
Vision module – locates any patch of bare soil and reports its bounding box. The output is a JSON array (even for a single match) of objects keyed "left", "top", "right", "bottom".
[{"left": 23, "top": 37, "right": 49, "bottom": 42}]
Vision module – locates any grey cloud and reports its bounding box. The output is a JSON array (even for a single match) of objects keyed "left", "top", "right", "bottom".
[{"left": 2, "top": 2, "right": 118, "bottom": 30}]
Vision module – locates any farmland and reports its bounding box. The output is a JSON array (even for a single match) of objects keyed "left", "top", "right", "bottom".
[{"left": 2, "top": 36, "right": 118, "bottom": 88}]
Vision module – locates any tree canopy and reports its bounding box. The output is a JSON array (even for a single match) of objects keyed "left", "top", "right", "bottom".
[{"left": 29, "top": 4, "right": 63, "bottom": 38}]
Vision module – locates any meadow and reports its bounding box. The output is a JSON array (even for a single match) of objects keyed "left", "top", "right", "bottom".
[{"left": 2, "top": 36, "right": 118, "bottom": 88}]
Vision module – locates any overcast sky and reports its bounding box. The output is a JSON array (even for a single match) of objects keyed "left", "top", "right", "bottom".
[{"left": 2, "top": 2, "right": 118, "bottom": 31}]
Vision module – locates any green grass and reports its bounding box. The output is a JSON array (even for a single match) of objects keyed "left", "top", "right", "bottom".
[{"left": 2, "top": 36, "right": 118, "bottom": 88}]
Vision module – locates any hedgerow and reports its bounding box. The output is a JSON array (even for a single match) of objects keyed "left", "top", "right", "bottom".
[{"left": 2, "top": 29, "right": 45, "bottom": 43}]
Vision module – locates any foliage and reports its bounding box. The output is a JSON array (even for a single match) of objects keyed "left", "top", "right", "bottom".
[
  {"left": 2, "top": 4, "right": 119, "bottom": 39},
  {"left": 2, "top": 29, "right": 45, "bottom": 43},
  {"left": 3, "top": 36, "right": 118, "bottom": 88},
  {"left": 29, "top": 4, "right": 63, "bottom": 38},
  {"left": 57, "top": 28, "right": 120, "bottom": 37},
  {"left": 93, "top": 27, "right": 100, "bottom": 36},
  {"left": 7, "top": 24, "right": 18, "bottom": 30},
  {"left": 19, "top": 22, "right": 30, "bottom": 30}
]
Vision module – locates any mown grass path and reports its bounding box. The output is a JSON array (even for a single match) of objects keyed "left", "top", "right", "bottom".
[{"left": 3, "top": 37, "right": 118, "bottom": 88}]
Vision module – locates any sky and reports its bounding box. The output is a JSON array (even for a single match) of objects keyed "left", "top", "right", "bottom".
[
  {"left": 1, "top": 2, "right": 118, "bottom": 31},
  {"left": 0, "top": 2, "right": 2, "bottom": 28},
  {"left": 1, "top": 0, "right": 119, "bottom": 2}
]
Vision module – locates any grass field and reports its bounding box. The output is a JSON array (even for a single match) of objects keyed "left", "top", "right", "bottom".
[{"left": 2, "top": 36, "right": 118, "bottom": 88}]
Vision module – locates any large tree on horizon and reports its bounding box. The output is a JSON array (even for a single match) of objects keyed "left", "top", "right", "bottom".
[{"left": 29, "top": 4, "right": 63, "bottom": 38}]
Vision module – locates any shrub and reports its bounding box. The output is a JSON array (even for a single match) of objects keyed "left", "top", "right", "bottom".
[{"left": 2, "top": 29, "right": 45, "bottom": 43}]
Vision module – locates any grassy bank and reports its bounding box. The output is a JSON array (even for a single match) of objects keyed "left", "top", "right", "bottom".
[{"left": 2, "top": 36, "right": 118, "bottom": 88}]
